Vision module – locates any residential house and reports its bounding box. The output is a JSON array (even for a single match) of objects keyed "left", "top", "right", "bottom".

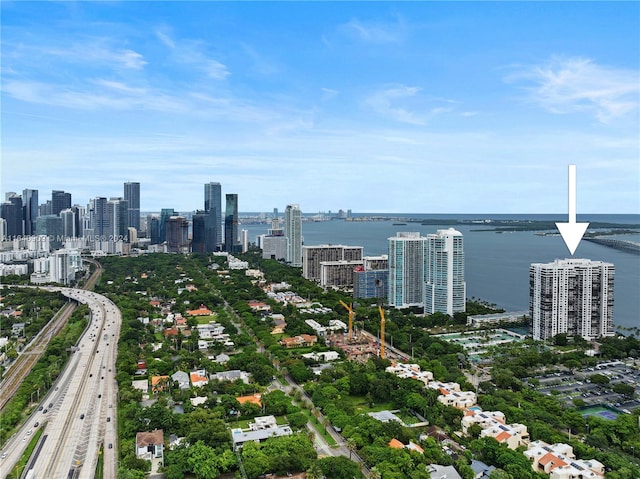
[
  {"left": 210, "top": 370, "right": 250, "bottom": 384},
  {"left": 151, "top": 375, "right": 170, "bottom": 393},
  {"left": 187, "top": 305, "right": 212, "bottom": 316},
  {"left": 230, "top": 415, "right": 292, "bottom": 451},
  {"left": 302, "top": 351, "right": 340, "bottom": 362},
  {"left": 279, "top": 334, "right": 317, "bottom": 349},
  {"left": 190, "top": 370, "right": 209, "bottom": 387},
  {"left": 171, "top": 371, "right": 190, "bottom": 390},
  {"left": 427, "top": 464, "right": 463, "bottom": 479},
  {"left": 248, "top": 300, "right": 271, "bottom": 312},
  {"left": 135, "top": 429, "right": 164, "bottom": 463}
]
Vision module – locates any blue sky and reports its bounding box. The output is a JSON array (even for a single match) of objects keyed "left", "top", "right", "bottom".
[{"left": 1, "top": 1, "right": 638, "bottom": 214}]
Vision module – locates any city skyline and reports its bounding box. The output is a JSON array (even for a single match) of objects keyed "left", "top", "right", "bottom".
[{"left": 1, "top": 2, "right": 639, "bottom": 213}]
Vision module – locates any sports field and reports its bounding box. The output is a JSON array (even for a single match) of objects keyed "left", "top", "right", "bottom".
[{"left": 580, "top": 405, "right": 619, "bottom": 421}]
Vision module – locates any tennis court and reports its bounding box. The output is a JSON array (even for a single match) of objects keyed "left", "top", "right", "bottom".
[{"left": 580, "top": 405, "right": 619, "bottom": 421}]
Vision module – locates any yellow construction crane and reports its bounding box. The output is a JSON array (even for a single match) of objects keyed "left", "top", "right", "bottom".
[
  {"left": 378, "top": 305, "right": 386, "bottom": 359},
  {"left": 339, "top": 300, "right": 355, "bottom": 341}
]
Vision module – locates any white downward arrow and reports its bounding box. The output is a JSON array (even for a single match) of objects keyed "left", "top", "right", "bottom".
[{"left": 555, "top": 164, "right": 589, "bottom": 255}]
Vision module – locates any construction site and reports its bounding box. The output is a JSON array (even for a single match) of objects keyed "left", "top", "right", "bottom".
[{"left": 325, "top": 302, "right": 403, "bottom": 363}]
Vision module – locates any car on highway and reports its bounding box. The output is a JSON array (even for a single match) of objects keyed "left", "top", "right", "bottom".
[
  {"left": 34, "top": 422, "right": 39, "bottom": 427},
  {"left": 80, "top": 414, "right": 85, "bottom": 419},
  {"left": 1, "top": 453, "right": 7, "bottom": 459}
]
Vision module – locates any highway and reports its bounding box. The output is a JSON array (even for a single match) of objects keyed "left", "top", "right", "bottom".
[{"left": 0, "top": 287, "right": 120, "bottom": 479}]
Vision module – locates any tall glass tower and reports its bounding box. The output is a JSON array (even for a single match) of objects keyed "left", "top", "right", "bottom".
[
  {"left": 388, "top": 232, "right": 427, "bottom": 308},
  {"left": 124, "top": 182, "right": 140, "bottom": 231},
  {"left": 204, "top": 182, "right": 222, "bottom": 246},
  {"left": 22, "top": 189, "right": 38, "bottom": 236},
  {"left": 424, "top": 228, "right": 466, "bottom": 315},
  {"left": 284, "top": 204, "right": 302, "bottom": 267},
  {"left": 51, "top": 190, "right": 71, "bottom": 216},
  {"left": 224, "top": 194, "right": 238, "bottom": 253}
]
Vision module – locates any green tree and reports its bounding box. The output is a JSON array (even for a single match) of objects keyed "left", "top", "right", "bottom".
[{"left": 187, "top": 441, "right": 220, "bottom": 479}]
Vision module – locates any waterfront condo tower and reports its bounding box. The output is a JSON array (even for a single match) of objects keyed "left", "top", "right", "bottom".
[
  {"left": 388, "top": 232, "right": 427, "bottom": 309},
  {"left": 530, "top": 258, "right": 615, "bottom": 341},
  {"left": 284, "top": 204, "right": 302, "bottom": 267},
  {"left": 424, "top": 228, "right": 466, "bottom": 316}
]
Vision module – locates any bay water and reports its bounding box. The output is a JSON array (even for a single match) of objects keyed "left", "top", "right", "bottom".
[{"left": 240, "top": 214, "right": 639, "bottom": 330}]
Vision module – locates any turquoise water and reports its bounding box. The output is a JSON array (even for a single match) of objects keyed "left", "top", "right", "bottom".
[{"left": 240, "top": 214, "right": 639, "bottom": 330}]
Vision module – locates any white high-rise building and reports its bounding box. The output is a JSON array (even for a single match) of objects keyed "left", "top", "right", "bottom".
[
  {"left": 388, "top": 232, "right": 427, "bottom": 308},
  {"left": 424, "top": 228, "right": 466, "bottom": 315},
  {"left": 284, "top": 204, "right": 302, "bottom": 267},
  {"left": 530, "top": 259, "right": 614, "bottom": 341}
]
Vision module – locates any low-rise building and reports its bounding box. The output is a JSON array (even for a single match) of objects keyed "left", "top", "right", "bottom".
[
  {"left": 190, "top": 370, "right": 209, "bottom": 387},
  {"left": 302, "top": 351, "right": 340, "bottom": 362},
  {"left": 210, "top": 370, "right": 250, "bottom": 384},
  {"left": 279, "top": 334, "right": 317, "bottom": 348},
  {"left": 171, "top": 371, "right": 190, "bottom": 390},
  {"left": 230, "top": 415, "right": 293, "bottom": 450},
  {"left": 524, "top": 441, "right": 605, "bottom": 479},
  {"left": 386, "top": 363, "right": 434, "bottom": 385},
  {"left": 135, "top": 429, "right": 164, "bottom": 463}
]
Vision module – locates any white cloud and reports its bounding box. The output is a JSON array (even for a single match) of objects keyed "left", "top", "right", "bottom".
[
  {"left": 320, "top": 87, "right": 339, "bottom": 101},
  {"left": 506, "top": 56, "right": 639, "bottom": 123},
  {"left": 339, "top": 17, "right": 407, "bottom": 44},
  {"left": 155, "top": 30, "right": 176, "bottom": 49},
  {"left": 365, "top": 85, "right": 454, "bottom": 125}
]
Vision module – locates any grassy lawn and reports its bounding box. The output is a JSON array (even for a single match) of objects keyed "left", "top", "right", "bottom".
[
  {"left": 10, "top": 428, "right": 43, "bottom": 478},
  {"left": 95, "top": 447, "right": 104, "bottom": 479},
  {"left": 196, "top": 315, "right": 218, "bottom": 324},
  {"left": 300, "top": 409, "right": 337, "bottom": 446},
  {"left": 341, "top": 396, "right": 394, "bottom": 415}
]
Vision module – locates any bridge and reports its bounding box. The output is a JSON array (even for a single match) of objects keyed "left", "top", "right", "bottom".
[{"left": 584, "top": 237, "right": 640, "bottom": 255}]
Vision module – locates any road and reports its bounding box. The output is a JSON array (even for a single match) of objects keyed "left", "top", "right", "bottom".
[
  {"left": 0, "top": 287, "right": 120, "bottom": 479},
  {"left": 0, "top": 260, "right": 102, "bottom": 413}
]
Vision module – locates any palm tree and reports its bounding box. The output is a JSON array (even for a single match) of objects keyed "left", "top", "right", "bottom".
[
  {"left": 346, "top": 438, "right": 357, "bottom": 460},
  {"left": 306, "top": 463, "right": 323, "bottom": 479},
  {"left": 369, "top": 466, "right": 382, "bottom": 479}
]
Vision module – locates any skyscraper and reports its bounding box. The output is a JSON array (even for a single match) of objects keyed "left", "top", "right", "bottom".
[
  {"left": 424, "top": 228, "right": 466, "bottom": 316},
  {"left": 388, "top": 232, "right": 427, "bottom": 308},
  {"left": 284, "top": 204, "right": 302, "bottom": 267},
  {"left": 1, "top": 195, "right": 23, "bottom": 239},
  {"left": 224, "top": 194, "right": 238, "bottom": 253},
  {"left": 22, "top": 188, "right": 38, "bottom": 235},
  {"left": 60, "top": 208, "right": 76, "bottom": 238},
  {"left": 204, "top": 182, "right": 222, "bottom": 246},
  {"left": 166, "top": 216, "right": 189, "bottom": 253},
  {"left": 530, "top": 259, "right": 615, "bottom": 341},
  {"left": 107, "top": 197, "right": 129, "bottom": 240},
  {"left": 159, "top": 208, "right": 176, "bottom": 243},
  {"left": 192, "top": 210, "right": 218, "bottom": 253},
  {"left": 51, "top": 190, "right": 71, "bottom": 216},
  {"left": 87, "top": 197, "right": 109, "bottom": 239},
  {"left": 124, "top": 182, "right": 141, "bottom": 231}
]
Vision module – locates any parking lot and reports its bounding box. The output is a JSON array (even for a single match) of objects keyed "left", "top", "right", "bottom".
[{"left": 531, "top": 360, "right": 640, "bottom": 414}]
